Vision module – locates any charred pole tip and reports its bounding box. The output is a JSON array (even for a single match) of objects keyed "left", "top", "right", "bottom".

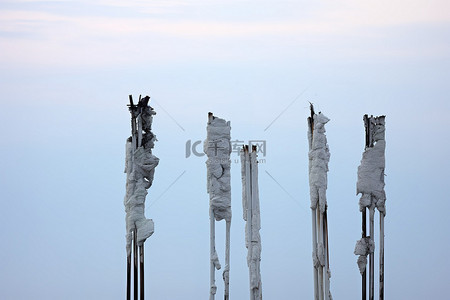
[
  {"left": 141, "top": 96, "right": 150, "bottom": 107},
  {"left": 251, "top": 145, "right": 257, "bottom": 153},
  {"left": 208, "top": 112, "right": 214, "bottom": 124},
  {"left": 243, "top": 145, "right": 249, "bottom": 154},
  {"left": 129, "top": 95, "right": 134, "bottom": 107},
  {"left": 364, "top": 114, "right": 375, "bottom": 148},
  {"left": 308, "top": 102, "right": 315, "bottom": 134}
]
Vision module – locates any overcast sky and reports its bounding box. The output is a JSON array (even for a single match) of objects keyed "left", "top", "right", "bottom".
[{"left": 1, "top": 1, "right": 449, "bottom": 299}]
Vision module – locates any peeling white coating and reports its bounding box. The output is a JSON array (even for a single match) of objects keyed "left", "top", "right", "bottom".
[
  {"left": 124, "top": 103, "right": 159, "bottom": 256},
  {"left": 355, "top": 115, "right": 386, "bottom": 277},
  {"left": 308, "top": 110, "right": 332, "bottom": 300},
  {"left": 354, "top": 236, "right": 374, "bottom": 274},
  {"left": 357, "top": 256, "right": 368, "bottom": 275},
  {"left": 356, "top": 117, "right": 386, "bottom": 214},
  {"left": 124, "top": 141, "right": 159, "bottom": 255},
  {"left": 308, "top": 112, "right": 331, "bottom": 213},
  {"left": 211, "top": 249, "right": 221, "bottom": 270},
  {"left": 204, "top": 117, "right": 232, "bottom": 222}
]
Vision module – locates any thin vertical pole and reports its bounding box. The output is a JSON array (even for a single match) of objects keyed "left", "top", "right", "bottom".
[
  {"left": 127, "top": 254, "right": 131, "bottom": 300},
  {"left": 380, "top": 214, "right": 385, "bottom": 300},
  {"left": 224, "top": 220, "right": 231, "bottom": 300},
  {"left": 133, "top": 229, "right": 138, "bottom": 300},
  {"left": 210, "top": 207, "right": 216, "bottom": 300},
  {"left": 362, "top": 209, "right": 367, "bottom": 300},
  {"left": 324, "top": 211, "right": 330, "bottom": 300},
  {"left": 369, "top": 207, "right": 375, "bottom": 300},
  {"left": 362, "top": 114, "right": 369, "bottom": 300},
  {"left": 140, "top": 245, "right": 144, "bottom": 300},
  {"left": 245, "top": 151, "right": 253, "bottom": 300},
  {"left": 317, "top": 208, "right": 324, "bottom": 300},
  {"left": 311, "top": 210, "right": 319, "bottom": 300},
  {"left": 250, "top": 149, "right": 261, "bottom": 300}
]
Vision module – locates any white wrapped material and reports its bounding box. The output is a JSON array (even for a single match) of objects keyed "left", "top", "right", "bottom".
[
  {"left": 308, "top": 107, "right": 332, "bottom": 300},
  {"left": 211, "top": 249, "right": 222, "bottom": 270},
  {"left": 354, "top": 237, "right": 375, "bottom": 275},
  {"left": 124, "top": 99, "right": 159, "bottom": 255},
  {"left": 354, "top": 115, "right": 386, "bottom": 299},
  {"left": 356, "top": 116, "right": 386, "bottom": 214},
  {"left": 308, "top": 112, "right": 331, "bottom": 213},
  {"left": 204, "top": 116, "right": 232, "bottom": 222},
  {"left": 124, "top": 141, "right": 159, "bottom": 254},
  {"left": 357, "top": 256, "right": 368, "bottom": 276},
  {"left": 205, "top": 113, "right": 232, "bottom": 300}
]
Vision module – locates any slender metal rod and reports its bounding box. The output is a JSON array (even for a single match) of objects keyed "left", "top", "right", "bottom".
[
  {"left": 362, "top": 117, "right": 369, "bottom": 300},
  {"left": 324, "top": 211, "right": 330, "bottom": 300},
  {"left": 224, "top": 220, "right": 231, "bottom": 300},
  {"left": 317, "top": 208, "right": 324, "bottom": 300},
  {"left": 362, "top": 209, "right": 367, "bottom": 300},
  {"left": 369, "top": 207, "right": 375, "bottom": 300},
  {"left": 133, "top": 229, "right": 138, "bottom": 300},
  {"left": 127, "top": 254, "right": 131, "bottom": 300},
  {"left": 250, "top": 150, "right": 261, "bottom": 300},
  {"left": 140, "top": 245, "right": 144, "bottom": 300},
  {"left": 308, "top": 113, "right": 320, "bottom": 300},
  {"left": 311, "top": 209, "right": 319, "bottom": 300},
  {"left": 380, "top": 214, "right": 385, "bottom": 300},
  {"left": 210, "top": 207, "right": 216, "bottom": 300},
  {"left": 245, "top": 152, "right": 253, "bottom": 300}
]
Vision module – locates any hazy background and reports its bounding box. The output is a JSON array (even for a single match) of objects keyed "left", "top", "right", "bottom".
[{"left": 1, "top": 0, "right": 449, "bottom": 299}]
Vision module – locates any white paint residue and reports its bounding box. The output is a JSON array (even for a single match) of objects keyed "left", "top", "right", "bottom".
[
  {"left": 354, "top": 115, "right": 386, "bottom": 294},
  {"left": 124, "top": 100, "right": 159, "bottom": 256},
  {"left": 308, "top": 109, "right": 332, "bottom": 300},
  {"left": 205, "top": 114, "right": 232, "bottom": 300},
  {"left": 204, "top": 116, "right": 232, "bottom": 222},
  {"left": 308, "top": 112, "right": 331, "bottom": 213},
  {"left": 357, "top": 143, "right": 386, "bottom": 214}
]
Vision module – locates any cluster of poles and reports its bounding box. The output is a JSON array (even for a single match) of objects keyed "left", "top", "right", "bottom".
[
  {"left": 308, "top": 105, "right": 332, "bottom": 300},
  {"left": 124, "top": 95, "right": 159, "bottom": 300},
  {"left": 355, "top": 115, "right": 386, "bottom": 300},
  {"left": 205, "top": 113, "right": 262, "bottom": 300},
  {"left": 123, "top": 97, "right": 386, "bottom": 300}
]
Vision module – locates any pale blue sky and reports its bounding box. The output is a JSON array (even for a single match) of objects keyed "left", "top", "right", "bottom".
[{"left": 1, "top": 1, "right": 449, "bottom": 299}]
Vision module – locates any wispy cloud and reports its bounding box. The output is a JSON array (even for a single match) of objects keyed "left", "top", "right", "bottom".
[{"left": 1, "top": 1, "right": 449, "bottom": 67}]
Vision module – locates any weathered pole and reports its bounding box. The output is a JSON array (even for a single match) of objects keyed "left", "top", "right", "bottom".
[
  {"left": 355, "top": 114, "right": 386, "bottom": 300},
  {"left": 369, "top": 203, "right": 375, "bottom": 300},
  {"left": 244, "top": 146, "right": 253, "bottom": 299},
  {"left": 126, "top": 254, "right": 131, "bottom": 300},
  {"left": 362, "top": 210, "right": 367, "bottom": 300},
  {"left": 134, "top": 229, "right": 138, "bottom": 300},
  {"left": 210, "top": 205, "right": 216, "bottom": 300},
  {"left": 308, "top": 104, "right": 332, "bottom": 300},
  {"left": 124, "top": 95, "right": 158, "bottom": 300},
  {"left": 140, "top": 245, "right": 145, "bottom": 300},
  {"left": 224, "top": 220, "right": 231, "bottom": 300},
  {"left": 205, "top": 113, "right": 232, "bottom": 300},
  {"left": 380, "top": 213, "right": 385, "bottom": 300},
  {"left": 241, "top": 145, "right": 263, "bottom": 300},
  {"left": 308, "top": 106, "right": 319, "bottom": 300}
]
